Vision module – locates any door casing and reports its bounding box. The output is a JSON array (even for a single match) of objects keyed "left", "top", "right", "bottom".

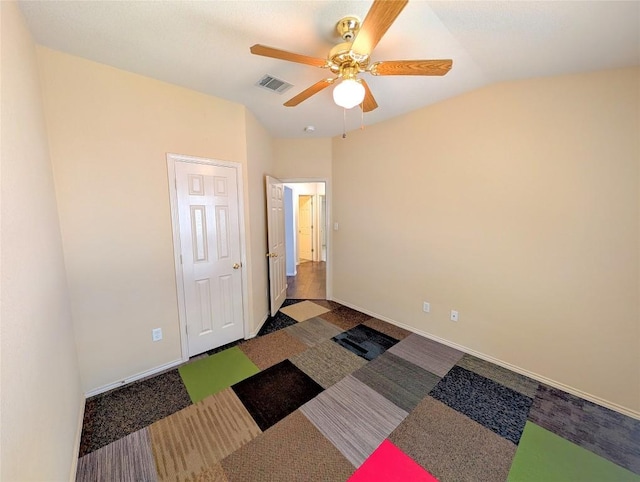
[{"left": 167, "top": 153, "right": 250, "bottom": 361}]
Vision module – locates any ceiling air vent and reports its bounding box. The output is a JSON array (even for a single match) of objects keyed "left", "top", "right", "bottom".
[{"left": 256, "top": 74, "right": 293, "bottom": 94}]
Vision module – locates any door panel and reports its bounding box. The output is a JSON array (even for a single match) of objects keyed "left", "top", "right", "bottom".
[
  {"left": 176, "top": 161, "right": 244, "bottom": 357},
  {"left": 266, "top": 175, "right": 287, "bottom": 316},
  {"left": 298, "top": 195, "right": 313, "bottom": 261}
]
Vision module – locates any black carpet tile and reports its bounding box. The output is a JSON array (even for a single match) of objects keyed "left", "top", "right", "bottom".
[
  {"left": 79, "top": 369, "right": 191, "bottom": 457},
  {"left": 282, "top": 299, "right": 306, "bottom": 307},
  {"left": 430, "top": 366, "right": 533, "bottom": 445},
  {"left": 258, "top": 310, "right": 298, "bottom": 336},
  {"left": 232, "top": 359, "right": 324, "bottom": 431},
  {"left": 206, "top": 338, "right": 242, "bottom": 356},
  {"left": 529, "top": 384, "right": 640, "bottom": 474},
  {"left": 332, "top": 324, "right": 399, "bottom": 361}
]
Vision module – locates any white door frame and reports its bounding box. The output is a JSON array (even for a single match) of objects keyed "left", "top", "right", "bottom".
[
  {"left": 167, "top": 153, "right": 250, "bottom": 361},
  {"left": 282, "top": 177, "right": 332, "bottom": 300}
]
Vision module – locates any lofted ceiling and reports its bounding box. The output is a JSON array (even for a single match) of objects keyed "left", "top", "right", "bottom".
[{"left": 18, "top": 1, "right": 640, "bottom": 139}]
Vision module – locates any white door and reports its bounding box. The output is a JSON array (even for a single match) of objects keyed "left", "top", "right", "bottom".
[
  {"left": 266, "top": 175, "right": 287, "bottom": 316},
  {"left": 298, "top": 195, "right": 313, "bottom": 261},
  {"left": 175, "top": 160, "right": 245, "bottom": 357}
]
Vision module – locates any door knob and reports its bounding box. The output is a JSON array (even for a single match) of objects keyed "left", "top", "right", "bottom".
[{"left": 233, "top": 263, "right": 241, "bottom": 269}]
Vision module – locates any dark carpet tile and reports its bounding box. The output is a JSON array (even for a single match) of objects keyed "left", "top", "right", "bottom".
[
  {"left": 430, "top": 366, "right": 533, "bottom": 445},
  {"left": 257, "top": 310, "right": 298, "bottom": 336},
  {"left": 206, "top": 339, "right": 242, "bottom": 356},
  {"left": 529, "top": 384, "right": 640, "bottom": 474},
  {"left": 79, "top": 369, "right": 191, "bottom": 457},
  {"left": 332, "top": 324, "right": 399, "bottom": 361},
  {"left": 232, "top": 359, "right": 324, "bottom": 431},
  {"left": 352, "top": 352, "right": 440, "bottom": 412},
  {"left": 282, "top": 298, "right": 306, "bottom": 307},
  {"left": 320, "top": 305, "right": 372, "bottom": 331}
]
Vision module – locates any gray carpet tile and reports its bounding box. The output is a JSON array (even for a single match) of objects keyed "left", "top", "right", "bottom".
[
  {"left": 289, "top": 339, "right": 368, "bottom": 389},
  {"left": 300, "top": 374, "right": 408, "bottom": 467},
  {"left": 390, "top": 396, "right": 517, "bottom": 482},
  {"left": 352, "top": 351, "right": 440, "bottom": 412},
  {"left": 285, "top": 316, "right": 343, "bottom": 347},
  {"left": 76, "top": 428, "right": 158, "bottom": 482},
  {"left": 529, "top": 384, "right": 640, "bottom": 474},
  {"left": 332, "top": 324, "right": 399, "bottom": 361},
  {"left": 457, "top": 354, "right": 539, "bottom": 398},
  {"left": 79, "top": 369, "right": 192, "bottom": 457},
  {"left": 388, "top": 334, "right": 463, "bottom": 377},
  {"left": 430, "top": 366, "right": 533, "bottom": 444}
]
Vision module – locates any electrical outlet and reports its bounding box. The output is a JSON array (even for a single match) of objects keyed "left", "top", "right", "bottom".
[
  {"left": 422, "top": 302, "right": 430, "bottom": 313},
  {"left": 450, "top": 310, "right": 459, "bottom": 322},
  {"left": 152, "top": 328, "right": 162, "bottom": 341}
]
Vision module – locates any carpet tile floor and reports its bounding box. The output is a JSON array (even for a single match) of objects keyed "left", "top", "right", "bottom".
[{"left": 77, "top": 299, "right": 640, "bottom": 482}]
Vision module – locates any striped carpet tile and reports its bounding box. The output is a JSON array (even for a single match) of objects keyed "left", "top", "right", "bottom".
[
  {"left": 457, "top": 354, "right": 539, "bottom": 397},
  {"left": 149, "top": 388, "right": 261, "bottom": 482},
  {"left": 285, "top": 316, "right": 343, "bottom": 347},
  {"left": 76, "top": 428, "right": 158, "bottom": 482},
  {"left": 388, "top": 334, "right": 463, "bottom": 377},
  {"left": 301, "top": 374, "right": 408, "bottom": 467}
]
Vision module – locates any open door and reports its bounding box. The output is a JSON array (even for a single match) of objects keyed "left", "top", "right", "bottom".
[{"left": 266, "top": 175, "right": 287, "bottom": 315}]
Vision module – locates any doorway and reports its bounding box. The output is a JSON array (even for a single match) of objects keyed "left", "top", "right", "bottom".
[{"left": 283, "top": 181, "right": 327, "bottom": 300}]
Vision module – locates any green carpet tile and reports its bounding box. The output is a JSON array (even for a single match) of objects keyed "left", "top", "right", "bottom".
[
  {"left": 178, "top": 347, "right": 259, "bottom": 403},
  {"left": 507, "top": 421, "right": 640, "bottom": 482}
]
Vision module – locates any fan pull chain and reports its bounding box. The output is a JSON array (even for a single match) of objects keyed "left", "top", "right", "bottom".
[{"left": 342, "top": 108, "right": 347, "bottom": 138}]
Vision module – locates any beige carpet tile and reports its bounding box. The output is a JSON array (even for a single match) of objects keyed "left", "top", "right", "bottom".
[
  {"left": 363, "top": 317, "right": 412, "bottom": 341},
  {"left": 313, "top": 299, "right": 343, "bottom": 310},
  {"left": 221, "top": 410, "right": 355, "bottom": 481},
  {"left": 149, "top": 388, "right": 261, "bottom": 482},
  {"left": 301, "top": 375, "right": 409, "bottom": 467},
  {"left": 237, "top": 329, "right": 307, "bottom": 370},
  {"left": 289, "top": 339, "right": 367, "bottom": 389},
  {"left": 319, "top": 305, "right": 373, "bottom": 331},
  {"left": 388, "top": 333, "right": 464, "bottom": 377},
  {"left": 285, "top": 316, "right": 343, "bottom": 347},
  {"left": 194, "top": 464, "right": 228, "bottom": 482},
  {"left": 279, "top": 300, "right": 330, "bottom": 322},
  {"left": 457, "top": 354, "right": 539, "bottom": 398},
  {"left": 76, "top": 428, "right": 158, "bottom": 482},
  {"left": 389, "top": 396, "right": 517, "bottom": 482}
]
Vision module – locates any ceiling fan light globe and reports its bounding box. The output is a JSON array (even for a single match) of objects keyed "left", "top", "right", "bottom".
[{"left": 333, "top": 79, "right": 365, "bottom": 109}]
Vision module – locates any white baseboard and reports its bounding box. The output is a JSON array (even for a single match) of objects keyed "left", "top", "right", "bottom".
[
  {"left": 69, "top": 392, "right": 86, "bottom": 480},
  {"left": 331, "top": 297, "right": 640, "bottom": 420},
  {"left": 84, "top": 358, "right": 184, "bottom": 398}
]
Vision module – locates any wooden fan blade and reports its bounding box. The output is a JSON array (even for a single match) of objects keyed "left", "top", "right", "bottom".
[
  {"left": 370, "top": 59, "right": 453, "bottom": 76},
  {"left": 351, "top": 0, "right": 408, "bottom": 56},
  {"left": 360, "top": 80, "right": 378, "bottom": 112},
  {"left": 250, "top": 44, "right": 327, "bottom": 68},
  {"left": 284, "top": 78, "right": 335, "bottom": 107}
]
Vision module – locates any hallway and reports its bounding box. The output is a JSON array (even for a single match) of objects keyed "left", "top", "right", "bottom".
[{"left": 286, "top": 261, "right": 326, "bottom": 299}]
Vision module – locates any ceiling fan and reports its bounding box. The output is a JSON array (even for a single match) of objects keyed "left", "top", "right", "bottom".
[{"left": 250, "top": 0, "right": 452, "bottom": 112}]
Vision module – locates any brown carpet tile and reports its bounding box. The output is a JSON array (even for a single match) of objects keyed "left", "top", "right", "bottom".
[
  {"left": 237, "top": 329, "right": 307, "bottom": 370},
  {"left": 457, "top": 354, "right": 539, "bottom": 398},
  {"left": 285, "top": 316, "right": 343, "bottom": 347},
  {"left": 194, "top": 464, "right": 228, "bottom": 482},
  {"left": 363, "top": 317, "right": 412, "bottom": 341},
  {"left": 389, "top": 396, "right": 517, "bottom": 482},
  {"left": 76, "top": 428, "right": 158, "bottom": 482},
  {"left": 289, "top": 339, "right": 368, "bottom": 389},
  {"left": 221, "top": 410, "right": 355, "bottom": 481},
  {"left": 319, "top": 305, "right": 372, "bottom": 331},
  {"left": 313, "top": 299, "right": 343, "bottom": 311},
  {"left": 149, "top": 388, "right": 261, "bottom": 482}
]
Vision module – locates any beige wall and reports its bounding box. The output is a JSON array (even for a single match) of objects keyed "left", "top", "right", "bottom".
[
  {"left": 244, "top": 110, "right": 274, "bottom": 334},
  {"left": 37, "top": 47, "right": 256, "bottom": 393},
  {"left": 273, "top": 138, "right": 332, "bottom": 179},
  {"left": 332, "top": 67, "right": 640, "bottom": 413},
  {"left": 1, "top": 3, "right": 84, "bottom": 479}
]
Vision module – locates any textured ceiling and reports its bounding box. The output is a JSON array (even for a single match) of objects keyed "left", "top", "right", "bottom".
[{"left": 19, "top": 1, "right": 640, "bottom": 138}]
